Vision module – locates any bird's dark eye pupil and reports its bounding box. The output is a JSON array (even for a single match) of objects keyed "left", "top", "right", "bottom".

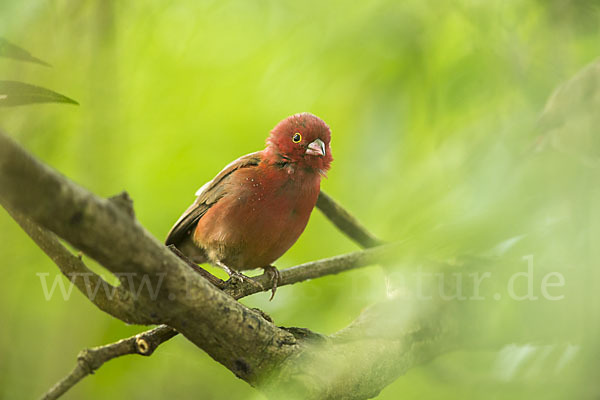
[{"left": 293, "top": 133, "right": 302, "bottom": 143}]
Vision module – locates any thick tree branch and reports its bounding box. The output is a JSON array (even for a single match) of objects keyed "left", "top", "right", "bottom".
[
  {"left": 37, "top": 242, "right": 398, "bottom": 399},
  {"left": 0, "top": 131, "right": 298, "bottom": 381},
  {"left": 59, "top": 189, "right": 393, "bottom": 383}
]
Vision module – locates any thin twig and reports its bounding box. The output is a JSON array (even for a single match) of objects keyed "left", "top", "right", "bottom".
[
  {"left": 5, "top": 206, "right": 146, "bottom": 324},
  {"left": 316, "top": 191, "right": 383, "bottom": 248},
  {"left": 225, "top": 242, "right": 398, "bottom": 299},
  {"left": 40, "top": 325, "right": 177, "bottom": 400}
]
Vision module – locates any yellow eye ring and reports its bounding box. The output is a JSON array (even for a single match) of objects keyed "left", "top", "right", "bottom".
[{"left": 292, "top": 133, "right": 302, "bottom": 143}]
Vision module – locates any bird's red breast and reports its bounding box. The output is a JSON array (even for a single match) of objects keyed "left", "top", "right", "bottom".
[
  {"left": 165, "top": 112, "right": 332, "bottom": 271},
  {"left": 194, "top": 157, "right": 322, "bottom": 269}
]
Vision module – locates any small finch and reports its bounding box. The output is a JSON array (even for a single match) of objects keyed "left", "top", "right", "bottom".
[{"left": 165, "top": 113, "right": 333, "bottom": 297}]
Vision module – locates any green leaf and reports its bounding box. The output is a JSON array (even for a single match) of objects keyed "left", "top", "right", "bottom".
[
  {"left": 0, "top": 37, "right": 51, "bottom": 67},
  {"left": 0, "top": 81, "right": 78, "bottom": 107}
]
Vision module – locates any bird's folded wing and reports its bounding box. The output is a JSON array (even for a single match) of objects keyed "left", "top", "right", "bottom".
[{"left": 165, "top": 151, "right": 262, "bottom": 246}]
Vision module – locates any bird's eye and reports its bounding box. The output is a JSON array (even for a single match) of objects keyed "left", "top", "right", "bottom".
[{"left": 292, "top": 133, "right": 302, "bottom": 143}]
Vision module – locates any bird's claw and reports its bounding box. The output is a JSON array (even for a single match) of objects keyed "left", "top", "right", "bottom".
[
  {"left": 215, "top": 261, "right": 263, "bottom": 290},
  {"left": 263, "top": 265, "right": 281, "bottom": 301}
]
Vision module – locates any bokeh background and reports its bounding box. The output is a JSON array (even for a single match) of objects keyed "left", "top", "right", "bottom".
[{"left": 1, "top": 0, "right": 599, "bottom": 398}]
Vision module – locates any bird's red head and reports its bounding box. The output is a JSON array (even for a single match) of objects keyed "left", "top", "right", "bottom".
[{"left": 266, "top": 113, "right": 333, "bottom": 174}]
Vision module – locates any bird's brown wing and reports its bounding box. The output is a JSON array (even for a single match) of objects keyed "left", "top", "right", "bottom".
[{"left": 165, "top": 151, "right": 262, "bottom": 246}]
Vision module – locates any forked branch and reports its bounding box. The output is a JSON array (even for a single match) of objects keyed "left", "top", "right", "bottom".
[{"left": 2, "top": 130, "right": 455, "bottom": 400}]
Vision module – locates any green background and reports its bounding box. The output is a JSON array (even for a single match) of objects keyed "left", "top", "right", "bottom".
[{"left": 1, "top": 0, "right": 599, "bottom": 399}]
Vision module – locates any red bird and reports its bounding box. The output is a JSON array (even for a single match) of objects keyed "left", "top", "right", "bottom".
[{"left": 165, "top": 113, "right": 333, "bottom": 296}]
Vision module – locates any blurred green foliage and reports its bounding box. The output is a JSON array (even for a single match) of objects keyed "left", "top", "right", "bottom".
[{"left": 0, "top": 0, "right": 599, "bottom": 399}]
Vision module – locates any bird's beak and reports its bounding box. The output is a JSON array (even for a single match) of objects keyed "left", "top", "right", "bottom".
[{"left": 305, "top": 138, "right": 326, "bottom": 157}]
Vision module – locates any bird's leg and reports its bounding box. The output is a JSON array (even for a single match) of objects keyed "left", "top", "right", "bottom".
[
  {"left": 167, "top": 245, "right": 225, "bottom": 289},
  {"left": 262, "top": 265, "right": 281, "bottom": 301},
  {"left": 215, "top": 260, "right": 263, "bottom": 290}
]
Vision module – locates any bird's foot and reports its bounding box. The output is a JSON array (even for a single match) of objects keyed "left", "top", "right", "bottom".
[
  {"left": 229, "top": 270, "right": 264, "bottom": 290},
  {"left": 262, "top": 265, "right": 281, "bottom": 301},
  {"left": 216, "top": 261, "right": 263, "bottom": 290}
]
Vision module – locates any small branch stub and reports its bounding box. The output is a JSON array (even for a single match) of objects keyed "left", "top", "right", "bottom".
[
  {"left": 108, "top": 191, "right": 135, "bottom": 218},
  {"left": 136, "top": 337, "right": 150, "bottom": 355}
]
